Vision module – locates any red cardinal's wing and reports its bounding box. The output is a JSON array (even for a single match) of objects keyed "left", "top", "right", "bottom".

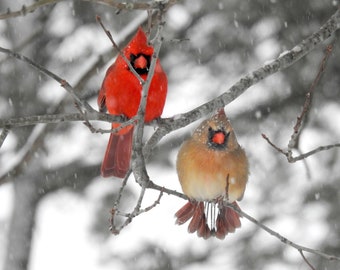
[{"left": 97, "top": 85, "right": 107, "bottom": 113}]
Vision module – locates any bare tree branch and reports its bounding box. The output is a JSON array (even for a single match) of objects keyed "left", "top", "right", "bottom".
[
  {"left": 0, "top": 112, "right": 128, "bottom": 129},
  {"left": 131, "top": 17, "right": 167, "bottom": 187},
  {"left": 0, "top": 0, "right": 177, "bottom": 20},
  {"left": 0, "top": 124, "right": 47, "bottom": 184},
  {"left": 171, "top": 9, "right": 340, "bottom": 126},
  {"left": 114, "top": 178, "right": 340, "bottom": 263},
  {"left": 299, "top": 250, "right": 317, "bottom": 270},
  {"left": 226, "top": 203, "right": 340, "bottom": 262},
  {"left": 110, "top": 187, "right": 163, "bottom": 235},
  {"left": 147, "top": 179, "right": 187, "bottom": 199},
  {"left": 289, "top": 45, "right": 334, "bottom": 150},
  {"left": 108, "top": 14, "right": 168, "bottom": 234},
  {"left": 0, "top": 0, "right": 62, "bottom": 20},
  {"left": 96, "top": 15, "right": 144, "bottom": 82},
  {"left": 1, "top": 8, "right": 339, "bottom": 131},
  {"left": 1, "top": 5, "right": 340, "bottom": 268},
  {"left": 263, "top": 134, "right": 340, "bottom": 162},
  {"left": 0, "top": 47, "right": 94, "bottom": 114},
  {"left": 262, "top": 44, "right": 340, "bottom": 162}
]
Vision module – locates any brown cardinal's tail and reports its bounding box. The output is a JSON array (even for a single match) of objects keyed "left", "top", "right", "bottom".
[
  {"left": 101, "top": 126, "right": 133, "bottom": 178},
  {"left": 215, "top": 201, "right": 241, "bottom": 239},
  {"left": 175, "top": 201, "right": 241, "bottom": 239}
]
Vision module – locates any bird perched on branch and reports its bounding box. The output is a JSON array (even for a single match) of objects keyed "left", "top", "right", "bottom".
[
  {"left": 175, "top": 109, "right": 249, "bottom": 239},
  {"left": 98, "top": 27, "right": 168, "bottom": 178}
]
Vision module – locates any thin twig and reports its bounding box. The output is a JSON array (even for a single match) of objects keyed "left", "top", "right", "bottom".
[
  {"left": 0, "top": 124, "right": 48, "bottom": 183},
  {"left": 289, "top": 143, "right": 340, "bottom": 162},
  {"left": 263, "top": 132, "right": 340, "bottom": 162},
  {"left": 0, "top": 28, "right": 44, "bottom": 65},
  {"left": 84, "top": 115, "right": 138, "bottom": 134},
  {"left": 143, "top": 125, "right": 171, "bottom": 160},
  {"left": 111, "top": 185, "right": 147, "bottom": 234},
  {"left": 116, "top": 189, "right": 163, "bottom": 217},
  {"left": 261, "top": 133, "right": 288, "bottom": 156},
  {"left": 141, "top": 189, "right": 163, "bottom": 212},
  {"left": 288, "top": 44, "right": 334, "bottom": 150},
  {"left": 299, "top": 249, "right": 317, "bottom": 270},
  {"left": 227, "top": 203, "right": 340, "bottom": 262},
  {"left": 109, "top": 173, "right": 130, "bottom": 234},
  {"left": 147, "top": 180, "right": 187, "bottom": 200},
  {"left": 96, "top": 15, "right": 144, "bottom": 82},
  {"left": 0, "top": 47, "right": 94, "bottom": 114},
  {"left": 111, "top": 188, "right": 163, "bottom": 234},
  {"left": 114, "top": 174, "right": 130, "bottom": 209},
  {"left": 262, "top": 43, "right": 339, "bottom": 163},
  {"left": 297, "top": 148, "right": 312, "bottom": 179}
]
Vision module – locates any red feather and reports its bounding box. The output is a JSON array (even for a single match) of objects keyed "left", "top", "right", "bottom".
[{"left": 98, "top": 27, "right": 168, "bottom": 178}]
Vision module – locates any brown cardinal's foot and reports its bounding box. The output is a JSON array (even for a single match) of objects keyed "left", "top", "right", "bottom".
[{"left": 175, "top": 200, "right": 241, "bottom": 239}]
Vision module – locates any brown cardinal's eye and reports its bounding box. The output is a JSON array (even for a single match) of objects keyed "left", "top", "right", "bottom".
[
  {"left": 208, "top": 128, "right": 229, "bottom": 150},
  {"left": 130, "top": 53, "right": 151, "bottom": 75}
]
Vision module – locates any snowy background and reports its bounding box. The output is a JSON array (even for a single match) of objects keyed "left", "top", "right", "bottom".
[{"left": 1, "top": 0, "right": 340, "bottom": 270}]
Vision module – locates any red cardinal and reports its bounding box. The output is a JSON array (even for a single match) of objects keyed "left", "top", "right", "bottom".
[
  {"left": 98, "top": 27, "right": 168, "bottom": 178},
  {"left": 175, "top": 110, "right": 249, "bottom": 239}
]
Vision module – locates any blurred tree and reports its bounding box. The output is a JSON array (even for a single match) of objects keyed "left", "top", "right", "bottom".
[{"left": 0, "top": 1, "right": 339, "bottom": 270}]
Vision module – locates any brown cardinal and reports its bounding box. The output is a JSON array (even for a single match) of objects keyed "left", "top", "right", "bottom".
[
  {"left": 98, "top": 27, "right": 167, "bottom": 178},
  {"left": 175, "top": 109, "right": 249, "bottom": 239}
]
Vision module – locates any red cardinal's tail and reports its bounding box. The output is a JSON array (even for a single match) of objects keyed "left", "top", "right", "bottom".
[
  {"left": 101, "top": 125, "right": 133, "bottom": 178},
  {"left": 175, "top": 201, "right": 241, "bottom": 239}
]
